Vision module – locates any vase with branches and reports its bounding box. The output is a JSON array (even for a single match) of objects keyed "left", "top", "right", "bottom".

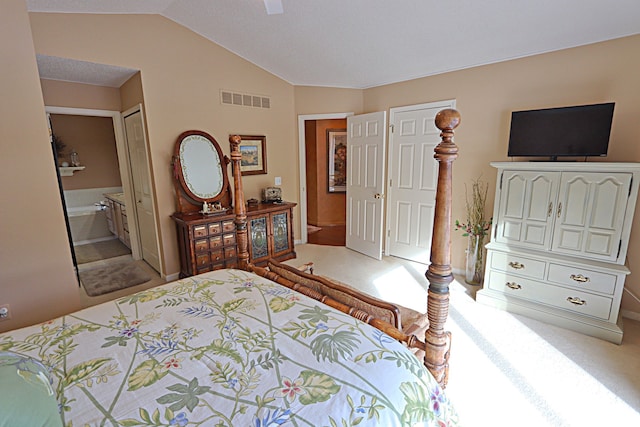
[{"left": 455, "top": 177, "right": 492, "bottom": 285}]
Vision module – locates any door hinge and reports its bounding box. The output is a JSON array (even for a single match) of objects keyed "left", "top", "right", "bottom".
[
  {"left": 618, "top": 240, "right": 622, "bottom": 258},
  {"left": 389, "top": 178, "right": 392, "bottom": 188},
  {"left": 629, "top": 176, "right": 633, "bottom": 197},
  {"left": 387, "top": 229, "right": 391, "bottom": 237},
  {"left": 499, "top": 173, "right": 504, "bottom": 190},
  {"left": 389, "top": 124, "right": 394, "bottom": 133}
]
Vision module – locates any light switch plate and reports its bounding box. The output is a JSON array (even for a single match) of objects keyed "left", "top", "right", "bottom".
[{"left": 275, "top": 176, "right": 282, "bottom": 185}]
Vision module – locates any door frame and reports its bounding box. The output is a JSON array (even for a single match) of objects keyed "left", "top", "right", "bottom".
[
  {"left": 297, "top": 112, "right": 353, "bottom": 243},
  {"left": 122, "top": 104, "right": 163, "bottom": 274},
  {"left": 45, "top": 105, "right": 146, "bottom": 268}
]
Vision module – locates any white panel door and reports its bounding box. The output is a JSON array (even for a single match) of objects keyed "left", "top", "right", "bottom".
[
  {"left": 386, "top": 101, "right": 454, "bottom": 263},
  {"left": 124, "top": 110, "right": 161, "bottom": 273},
  {"left": 346, "top": 111, "right": 386, "bottom": 260}
]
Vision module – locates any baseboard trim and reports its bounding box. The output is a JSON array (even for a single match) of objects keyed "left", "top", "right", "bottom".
[{"left": 621, "top": 309, "right": 640, "bottom": 322}]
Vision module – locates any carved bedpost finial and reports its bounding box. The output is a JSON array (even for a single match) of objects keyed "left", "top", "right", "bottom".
[
  {"left": 230, "top": 135, "right": 250, "bottom": 271},
  {"left": 424, "top": 108, "right": 460, "bottom": 388}
]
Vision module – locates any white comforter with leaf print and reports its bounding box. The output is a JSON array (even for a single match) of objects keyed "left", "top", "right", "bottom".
[{"left": 0, "top": 269, "right": 458, "bottom": 426}]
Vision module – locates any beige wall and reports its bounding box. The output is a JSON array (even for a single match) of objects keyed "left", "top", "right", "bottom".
[
  {"left": 51, "top": 114, "right": 121, "bottom": 190},
  {"left": 0, "top": 0, "right": 80, "bottom": 333},
  {"left": 363, "top": 34, "right": 640, "bottom": 314},
  {"left": 41, "top": 78, "right": 121, "bottom": 111}
]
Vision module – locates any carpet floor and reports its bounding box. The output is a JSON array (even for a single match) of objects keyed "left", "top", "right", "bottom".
[
  {"left": 79, "top": 260, "right": 151, "bottom": 297},
  {"left": 287, "top": 244, "right": 640, "bottom": 427}
]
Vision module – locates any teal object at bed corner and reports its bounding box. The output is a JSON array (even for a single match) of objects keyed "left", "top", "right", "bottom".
[{"left": 0, "top": 352, "right": 62, "bottom": 427}]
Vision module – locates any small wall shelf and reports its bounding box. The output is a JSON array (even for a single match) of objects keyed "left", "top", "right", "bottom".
[{"left": 59, "top": 166, "right": 85, "bottom": 176}]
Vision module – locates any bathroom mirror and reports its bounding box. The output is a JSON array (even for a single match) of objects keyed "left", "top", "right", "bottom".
[{"left": 172, "top": 130, "right": 232, "bottom": 214}]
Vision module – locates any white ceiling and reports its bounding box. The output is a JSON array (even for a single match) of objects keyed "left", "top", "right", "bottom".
[{"left": 28, "top": 0, "right": 640, "bottom": 89}]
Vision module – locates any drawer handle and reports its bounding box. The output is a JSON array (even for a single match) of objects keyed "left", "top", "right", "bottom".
[
  {"left": 508, "top": 261, "right": 525, "bottom": 270},
  {"left": 570, "top": 274, "right": 590, "bottom": 283},
  {"left": 506, "top": 282, "right": 522, "bottom": 290},
  {"left": 566, "top": 296, "right": 586, "bottom": 306}
]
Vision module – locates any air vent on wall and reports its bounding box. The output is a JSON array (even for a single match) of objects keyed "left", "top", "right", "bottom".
[{"left": 220, "top": 90, "right": 271, "bottom": 109}]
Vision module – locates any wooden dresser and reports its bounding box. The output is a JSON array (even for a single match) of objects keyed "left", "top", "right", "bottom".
[{"left": 172, "top": 202, "right": 296, "bottom": 278}]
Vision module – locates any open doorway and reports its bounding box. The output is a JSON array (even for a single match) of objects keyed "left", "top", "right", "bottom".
[
  {"left": 301, "top": 117, "right": 348, "bottom": 246},
  {"left": 49, "top": 112, "right": 132, "bottom": 270},
  {"left": 298, "top": 112, "right": 353, "bottom": 245}
]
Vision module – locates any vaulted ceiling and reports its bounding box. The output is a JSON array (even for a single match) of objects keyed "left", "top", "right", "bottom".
[{"left": 28, "top": 0, "right": 640, "bottom": 89}]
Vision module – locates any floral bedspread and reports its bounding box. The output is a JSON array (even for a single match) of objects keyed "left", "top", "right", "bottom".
[{"left": 0, "top": 269, "right": 458, "bottom": 426}]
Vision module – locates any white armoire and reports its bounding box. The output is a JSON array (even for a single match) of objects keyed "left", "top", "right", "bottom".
[{"left": 477, "top": 162, "right": 640, "bottom": 343}]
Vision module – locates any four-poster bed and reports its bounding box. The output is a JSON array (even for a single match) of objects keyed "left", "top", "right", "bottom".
[{"left": 0, "top": 110, "right": 461, "bottom": 426}]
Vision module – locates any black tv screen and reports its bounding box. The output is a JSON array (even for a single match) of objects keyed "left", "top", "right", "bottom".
[{"left": 507, "top": 102, "right": 615, "bottom": 160}]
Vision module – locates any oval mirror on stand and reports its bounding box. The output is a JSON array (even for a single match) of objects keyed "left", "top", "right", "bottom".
[{"left": 172, "top": 130, "right": 232, "bottom": 214}]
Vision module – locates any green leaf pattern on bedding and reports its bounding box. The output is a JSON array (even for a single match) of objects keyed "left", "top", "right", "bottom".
[{"left": 0, "top": 269, "right": 458, "bottom": 426}]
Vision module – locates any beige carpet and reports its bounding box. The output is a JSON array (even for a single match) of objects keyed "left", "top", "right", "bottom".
[
  {"left": 79, "top": 261, "right": 151, "bottom": 297},
  {"left": 75, "top": 239, "right": 131, "bottom": 264}
]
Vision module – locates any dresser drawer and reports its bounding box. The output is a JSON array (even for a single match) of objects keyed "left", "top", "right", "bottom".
[
  {"left": 222, "top": 220, "right": 235, "bottom": 232},
  {"left": 193, "top": 225, "right": 208, "bottom": 238},
  {"left": 489, "top": 251, "right": 546, "bottom": 279},
  {"left": 547, "top": 263, "right": 617, "bottom": 295},
  {"left": 194, "top": 239, "right": 208, "bottom": 253},
  {"left": 225, "top": 246, "right": 237, "bottom": 259},
  {"left": 208, "top": 222, "right": 221, "bottom": 235},
  {"left": 210, "top": 250, "right": 224, "bottom": 263},
  {"left": 223, "top": 233, "right": 236, "bottom": 246},
  {"left": 488, "top": 271, "right": 613, "bottom": 320},
  {"left": 196, "top": 253, "right": 209, "bottom": 267},
  {"left": 209, "top": 235, "right": 223, "bottom": 249}
]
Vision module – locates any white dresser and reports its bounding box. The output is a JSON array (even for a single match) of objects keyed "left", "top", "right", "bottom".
[{"left": 476, "top": 162, "right": 640, "bottom": 343}]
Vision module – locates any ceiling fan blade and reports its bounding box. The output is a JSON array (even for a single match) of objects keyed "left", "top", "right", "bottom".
[{"left": 264, "top": 0, "right": 284, "bottom": 15}]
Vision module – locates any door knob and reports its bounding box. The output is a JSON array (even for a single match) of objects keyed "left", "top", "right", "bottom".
[{"left": 374, "top": 193, "right": 383, "bottom": 199}]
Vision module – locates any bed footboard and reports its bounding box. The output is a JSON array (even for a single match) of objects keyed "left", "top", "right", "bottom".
[{"left": 230, "top": 108, "right": 460, "bottom": 388}]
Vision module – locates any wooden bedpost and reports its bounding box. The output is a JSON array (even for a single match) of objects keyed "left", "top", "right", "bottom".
[
  {"left": 229, "top": 135, "right": 250, "bottom": 271},
  {"left": 424, "top": 109, "right": 460, "bottom": 389}
]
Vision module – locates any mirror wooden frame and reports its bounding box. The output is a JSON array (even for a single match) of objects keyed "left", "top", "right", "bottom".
[{"left": 172, "top": 130, "right": 232, "bottom": 214}]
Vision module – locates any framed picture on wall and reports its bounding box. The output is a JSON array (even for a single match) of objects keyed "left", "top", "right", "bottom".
[
  {"left": 327, "top": 129, "right": 347, "bottom": 193},
  {"left": 237, "top": 135, "right": 267, "bottom": 175}
]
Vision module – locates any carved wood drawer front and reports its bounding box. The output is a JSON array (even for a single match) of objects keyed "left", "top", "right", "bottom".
[
  {"left": 209, "top": 235, "right": 223, "bottom": 249},
  {"left": 225, "top": 247, "right": 237, "bottom": 258},
  {"left": 196, "top": 253, "right": 209, "bottom": 267},
  {"left": 223, "top": 233, "right": 236, "bottom": 246},
  {"left": 208, "top": 222, "right": 221, "bottom": 235},
  {"left": 193, "top": 225, "right": 207, "bottom": 238},
  {"left": 222, "top": 220, "right": 235, "bottom": 232},
  {"left": 547, "top": 264, "right": 617, "bottom": 295},
  {"left": 211, "top": 250, "right": 223, "bottom": 263},
  {"left": 490, "top": 251, "right": 546, "bottom": 279},
  {"left": 194, "top": 239, "right": 208, "bottom": 253}
]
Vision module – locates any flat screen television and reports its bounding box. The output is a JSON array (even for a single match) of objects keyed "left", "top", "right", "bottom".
[{"left": 507, "top": 102, "right": 615, "bottom": 161}]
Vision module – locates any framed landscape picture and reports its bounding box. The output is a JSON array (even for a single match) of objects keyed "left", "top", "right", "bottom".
[
  {"left": 327, "top": 129, "right": 347, "bottom": 192},
  {"left": 238, "top": 135, "right": 267, "bottom": 175}
]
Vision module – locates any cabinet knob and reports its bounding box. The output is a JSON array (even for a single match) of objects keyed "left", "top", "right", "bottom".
[
  {"left": 547, "top": 202, "right": 553, "bottom": 217},
  {"left": 506, "top": 282, "right": 522, "bottom": 290},
  {"left": 567, "top": 296, "right": 586, "bottom": 306},
  {"left": 508, "top": 261, "right": 525, "bottom": 270},
  {"left": 557, "top": 202, "right": 562, "bottom": 218},
  {"left": 570, "top": 274, "right": 590, "bottom": 283}
]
